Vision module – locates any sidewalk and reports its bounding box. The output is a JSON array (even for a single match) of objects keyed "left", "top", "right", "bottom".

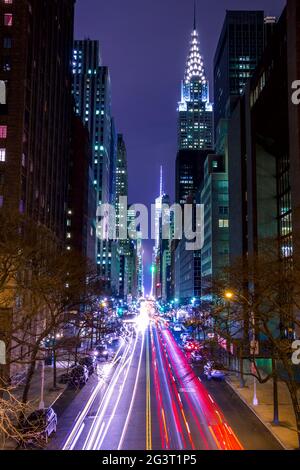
[
  {"left": 226, "top": 373, "right": 299, "bottom": 450},
  {"left": 12, "top": 363, "right": 68, "bottom": 409}
]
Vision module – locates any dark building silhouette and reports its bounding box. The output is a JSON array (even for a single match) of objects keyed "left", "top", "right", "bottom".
[
  {"left": 72, "top": 40, "right": 114, "bottom": 284},
  {"left": 68, "top": 116, "right": 96, "bottom": 263},
  {"left": 228, "top": 0, "right": 300, "bottom": 337},
  {"left": 228, "top": 8, "right": 288, "bottom": 263},
  {"left": 0, "top": 0, "right": 75, "bottom": 381},
  {"left": 175, "top": 149, "right": 210, "bottom": 205},
  {"left": 0, "top": 0, "right": 75, "bottom": 241},
  {"left": 214, "top": 11, "right": 267, "bottom": 142}
]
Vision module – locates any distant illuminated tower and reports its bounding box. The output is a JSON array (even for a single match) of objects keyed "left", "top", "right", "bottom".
[
  {"left": 72, "top": 40, "right": 113, "bottom": 280},
  {"left": 136, "top": 232, "right": 144, "bottom": 298},
  {"left": 155, "top": 166, "right": 164, "bottom": 251},
  {"left": 114, "top": 134, "right": 128, "bottom": 238},
  {"left": 178, "top": 2, "right": 213, "bottom": 150}
]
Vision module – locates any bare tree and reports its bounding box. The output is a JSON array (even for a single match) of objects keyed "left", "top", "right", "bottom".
[
  {"left": 206, "top": 242, "right": 300, "bottom": 447},
  {"left": 0, "top": 210, "right": 103, "bottom": 431}
]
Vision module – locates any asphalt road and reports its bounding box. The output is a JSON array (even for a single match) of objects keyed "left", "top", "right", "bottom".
[{"left": 49, "top": 307, "right": 283, "bottom": 451}]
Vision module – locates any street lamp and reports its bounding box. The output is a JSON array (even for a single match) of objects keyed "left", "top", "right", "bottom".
[
  {"left": 225, "top": 291, "right": 234, "bottom": 300},
  {"left": 225, "top": 289, "right": 258, "bottom": 403},
  {"left": 223, "top": 292, "right": 234, "bottom": 368}
]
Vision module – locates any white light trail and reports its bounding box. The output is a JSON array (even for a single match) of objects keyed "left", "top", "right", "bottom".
[
  {"left": 83, "top": 340, "right": 133, "bottom": 450},
  {"left": 69, "top": 423, "right": 85, "bottom": 450},
  {"left": 62, "top": 338, "right": 130, "bottom": 450},
  {"left": 117, "top": 331, "right": 145, "bottom": 450},
  {"left": 90, "top": 334, "right": 140, "bottom": 450}
]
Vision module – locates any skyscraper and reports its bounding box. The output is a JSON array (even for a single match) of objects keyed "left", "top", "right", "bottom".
[
  {"left": 178, "top": 7, "right": 213, "bottom": 151},
  {"left": 214, "top": 11, "right": 267, "bottom": 145},
  {"left": 175, "top": 5, "right": 213, "bottom": 204},
  {"left": 175, "top": 149, "right": 210, "bottom": 205},
  {"left": 152, "top": 167, "right": 163, "bottom": 298},
  {"left": 109, "top": 118, "right": 118, "bottom": 205},
  {"left": 114, "top": 134, "right": 128, "bottom": 238},
  {"left": 0, "top": 0, "right": 75, "bottom": 240},
  {"left": 111, "top": 134, "right": 132, "bottom": 299},
  {"left": 0, "top": 0, "right": 75, "bottom": 380},
  {"left": 203, "top": 10, "right": 271, "bottom": 297},
  {"left": 228, "top": 7, "right": 290, "bottom": 264},
  {"left": 68, "top": 116, "right": 96, "bottom": 263},
  {"left": 136, "top": 232, "right": 144, "bottom": 298},
  {"left": 200, "top": 154, "right": 229, "bottom": 296},
  {"left": 173, "top": 4, "right": 212, "bottom": 303},
  {"left": 72, "top": 40, "right": 113, "bottom": 280}
]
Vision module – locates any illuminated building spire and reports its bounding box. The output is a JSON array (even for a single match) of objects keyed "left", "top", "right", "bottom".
[
  {"left": 160, "top": 165, "right": 163, "bottom": 197},
  {"left": 184, "top": 2, "right": 206, "bottom": 85}
]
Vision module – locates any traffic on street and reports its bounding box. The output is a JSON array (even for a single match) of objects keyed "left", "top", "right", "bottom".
[{"left": 44, "top": 301, "right": 283, "bottom": 451}]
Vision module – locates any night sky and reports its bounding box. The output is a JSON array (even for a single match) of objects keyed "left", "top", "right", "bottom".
[{"left": 75, "top": 0, "right": 285, "bottom": 293}]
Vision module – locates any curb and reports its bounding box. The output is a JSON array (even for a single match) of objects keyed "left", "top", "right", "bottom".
[{"left": 225, "top": 377, "right": 291, "bottom": 450}]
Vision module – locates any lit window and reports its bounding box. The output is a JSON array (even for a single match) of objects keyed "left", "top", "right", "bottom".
[
  {"left": 0, "top": 126, "right": 7, "bottom": 138},
  {"left": 0, "top": 148, "right": 6, "bottom": 162},
  {"left": 0, "top": 81, "right": 6, "bottom": 105},
  {"left": 4, "top": 14, "right": 13, "bottom": 26},
  {"left": 4, "top": 1, "right": 13, "bottom": 4},
  {"left": 219, "top": 219, "right": 229, "bottom": 228}
]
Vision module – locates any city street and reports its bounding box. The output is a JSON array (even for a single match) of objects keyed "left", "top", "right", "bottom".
[
  {"left": 49, "top": 306, "right": 283, "bottom": 451},
  {"left": 1, "top": 0, "right": 299, "bottom": 459}
]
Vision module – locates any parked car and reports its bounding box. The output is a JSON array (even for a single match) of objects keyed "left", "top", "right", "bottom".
[
  {"left": 59, "top": 366, "right": 75, "bottom": 384},
  {"left": 18, "top": 408, "right": 57, "bottom": 445},
  {"left": 190, "top": 351, "right": 203, "bottom": 363},
  {"left": 204, "top": 361, "right": 226, "bottom": 380},
  {"left": 79, "top": 356, "right": 97, "bottom": 376},
  {"left": 180, "top": 334, "right": 193, "bottom": 344},
  {"left": 68, "top": 365, "right": 89, "bottom": 387},
  {"left": 173, "top": 323, "right": 182, "bottom": 332}
]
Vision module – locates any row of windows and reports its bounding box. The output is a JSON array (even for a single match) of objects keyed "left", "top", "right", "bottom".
[{"left": 0, "top": 2, "right": 12, "bottom": 168}]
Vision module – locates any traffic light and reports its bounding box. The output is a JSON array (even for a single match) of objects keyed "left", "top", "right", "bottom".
[{"left": 117, "top": 307, "right": 124, "bottom": 317}]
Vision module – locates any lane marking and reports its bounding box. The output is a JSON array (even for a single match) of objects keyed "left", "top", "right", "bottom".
[
  {"left": 69, "top": 423, "right": 85, "bottom": 451},
  {"left": 92, "top": 421, "right": 106, "bottom": 449}
]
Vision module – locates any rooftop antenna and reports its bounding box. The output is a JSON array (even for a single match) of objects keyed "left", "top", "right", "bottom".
[
  {"left": 160, "top": 165, "right": 163, "bottom": 197},
  {"left": 193, "top": 0, "right": 197, "bottom": 31}
]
